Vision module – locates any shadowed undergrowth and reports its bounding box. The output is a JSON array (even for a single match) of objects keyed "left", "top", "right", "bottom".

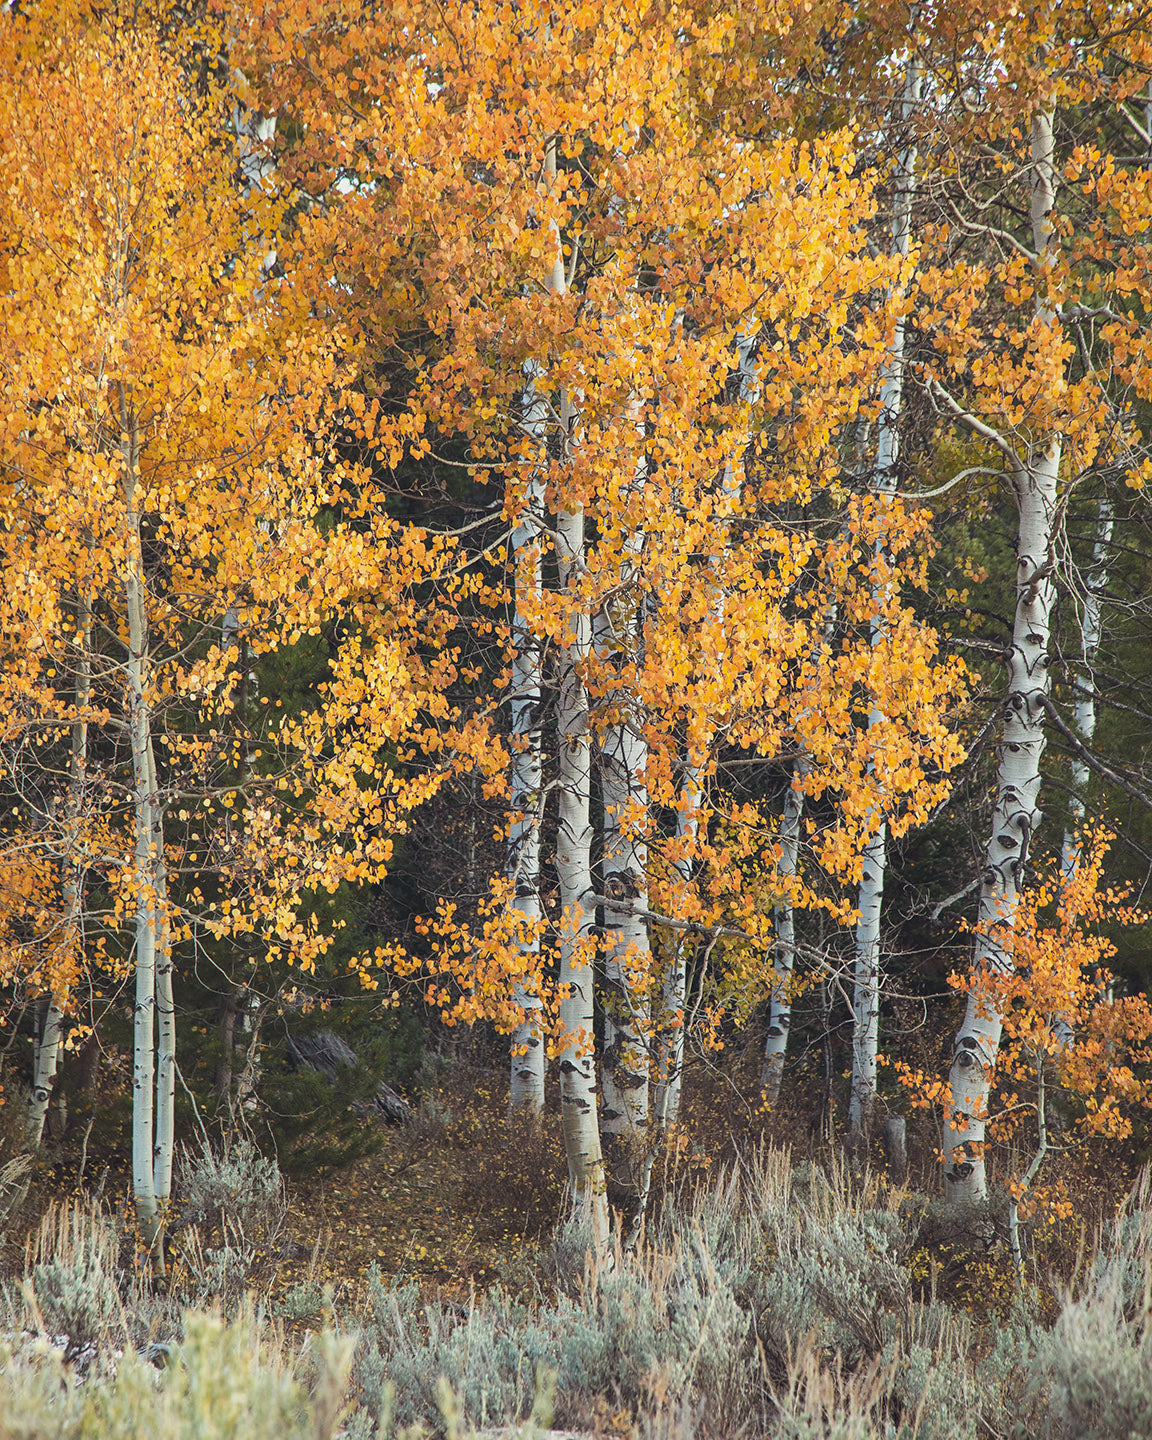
[{"left": 3, "top": 1146, "right": 1152, "bottom": 1438}]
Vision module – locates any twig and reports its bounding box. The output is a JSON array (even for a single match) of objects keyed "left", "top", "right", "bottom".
[
  {"left": 929, "top": 876, "right": 981, "bottom": 924},
  {"left": 175, "top": 1061, "right": 214, "bottom": 1153}
]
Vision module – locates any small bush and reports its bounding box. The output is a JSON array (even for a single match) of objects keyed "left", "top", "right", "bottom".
[
  {"left": 178, "top": 1136, "right": 285, "bottom": 1238},
  {"left": 0, "top": 1305, "right": 356, "bottom": 1440},
  {"left": 22, "top": 1202, "right": 126, "bottom": 1361}
]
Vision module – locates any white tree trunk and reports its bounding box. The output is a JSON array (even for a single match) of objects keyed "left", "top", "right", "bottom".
[
  {"left": 848, "top": 819, "right": 886, "bottom": 1144},
  {"left": 762, "top": 757, "right": 807, "bottom": 1103},
  {"left": 653, "top": 767, "right": 699, "bottom": 1133},
  {"left": 123, "top": 407, "right": 172, "bottom": 1259},
  {"left": 540, "top": 161, "right": 608, "bottom": 1248},
  {"left": 1052, "top": 498, "right": 1113, "bottom": 1047},
  {"left": 555, "top": 488, "right": 608, "bottom": 1248},
  {"left": 1060, "top": 497, "right": 1113, "bottom": 879},
  {"left": 28, "top": 999, "right": 65, "bottom": 1146},
  {"left": 598, "top": 669, "right": 651, "bottom": 1201},
  {"left": 944, "top": 108, "right": 1060, "bottom": 1203},
  {"left": 847, "top": 53, "right": 920, "bottom": 1150},
  {"left": 508, "top": 369, "right": 547, "bottom": 1113},
  {"left": 598, "top": 398, "right": 652, "bottom": 1203}
]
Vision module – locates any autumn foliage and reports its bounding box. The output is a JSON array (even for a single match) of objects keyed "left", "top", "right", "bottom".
[{"left": 1, "top": 0, "right": 1152, "bottom": 1269}]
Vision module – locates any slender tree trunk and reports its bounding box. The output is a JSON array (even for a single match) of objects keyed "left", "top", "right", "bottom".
[
  {"left": 847, "top": 54, "right": 920, "bottom": 1152},
  {"left": 542, "top": 151, "right": 608, "bottom": 1250},
  {"left": 508, "top": 368, "right": 547, "bottom": 1113},
  {"left": 1060, "top": 498, "right": 1113, "bottom": 879},
  {"left": 944, "top": 109, "right": 1060, "bottom": 1203},
  {"left": 556, "top": 488, "right": 608, "bottom": 1247},
  {"left": 29, "top": 586, "right": 92, "bottom": 1145},
  {"left": 598, "top": 666, "right": 651, "bottom": 1206},
  {"left": 1052, "top": 498, "right": 1113, "bottom": 1048},
  {"left": 29, "top": 999, "right": 64, "bottom": 1145},
  {"left": 122, "top": 405, "right": 172, "bottom": 1261},
  {"left": 848, "top": 820, "right": 885, "bottom": 1147},
  {"left": 598, "top": 400, "right": 652, "bottom": 1208},
  {"left": 764, "top": 585, "right": 839, "bottom": 1105},
  {"left": 762, "top": 757, "right": 807, "bottom": 1103},
  {"left": 653, "top": 766, "right": 699, "bottom": 1134}
]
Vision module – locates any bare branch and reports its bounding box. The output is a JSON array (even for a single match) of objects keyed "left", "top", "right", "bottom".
[{"left": 1040, "top": 694, "right": 1152, "bottom": 813}]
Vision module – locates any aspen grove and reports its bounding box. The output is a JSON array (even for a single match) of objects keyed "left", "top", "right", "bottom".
[{"left": 3, "top": 0, "right": 1152, "bottom": 1288}]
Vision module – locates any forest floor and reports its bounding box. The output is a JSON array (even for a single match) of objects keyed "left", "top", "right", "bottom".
[
  {"left": 0, "top": 1039, "right": 1134, "bottom": 1324},
  {"left": 0, "top": 1045, "right": 797, "bottom": 1310}
]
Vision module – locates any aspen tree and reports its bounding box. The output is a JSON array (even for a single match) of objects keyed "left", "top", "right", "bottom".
[
  {"left": 0, "top": 3, "right": 445, "bottom": 1247},
  {"left": 922, "top": 3, "right": 1152, "bottom": 1202},
  {"left": 507, "top": 365, "right": 548, "bottom": 1114},
  {"left": 242, "top": 0, "right": 967, "bottom": 1223},
  {"left": 847, "top": 51, "right": 921, "bottom": 1151},
  {"left": 1061, "top": 507, "right": 1115, "bottom": 886}
]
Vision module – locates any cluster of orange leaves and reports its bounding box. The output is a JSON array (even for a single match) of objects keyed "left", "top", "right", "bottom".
[{"left": 895, "top": 831, "right": 1152, "bottom": 1210}]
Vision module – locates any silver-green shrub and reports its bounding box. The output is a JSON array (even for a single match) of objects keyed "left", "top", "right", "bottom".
[
  {"left": 1029, "top": 1201, "right": 1152, "bottom": 1440},
  {"left": 23, "top": 1203, "right": 126, "bottom": 1362},
  {"left": 178, "top": 1138, "right": 285, "bottom": 1236}
]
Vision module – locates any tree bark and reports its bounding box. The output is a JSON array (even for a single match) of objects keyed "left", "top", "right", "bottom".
[
  {"left": 762, "top": 757, "right": 807, "bottom": 1103},
  {"left": 555, "top": 487, "right": 608, "bottom": 1249},
  {"left": 653, "top": 766, "right": 699, "bottom": 1134},
  {"left": 1060, "top": 498, "right": 1113, "bottom": 880},
  {"left": 543, "top": 154, "right": 608, "bottom": 1250},
  {"left": 1052, "top": 498, "right": 1113, "bottom": 1048},
  {"left": 847, "top": 52, "right": 919, "bottom": 1152},
  {"left": 123, "top": 404, "right": 172, "bottom": 1263},
  {"left": 598, "top": 674, "right": 651, "bottom": 1206},
  {"left": 943, "top": 108, "right": 1060, "bottom": 1203},
  {"left": 508, "top": 366, "right": 547, "bottom": 1114},
  {"left": 598, "top": 399, "right": 652, "bottom": 1209}
]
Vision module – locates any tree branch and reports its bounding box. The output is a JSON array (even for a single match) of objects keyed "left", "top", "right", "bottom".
[
  {"left": 928, "top": 378, "right": 1022, "bottom": 468},
  {"left": 1039, "top": 693, "right": 1152, "bottom": 813}
]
